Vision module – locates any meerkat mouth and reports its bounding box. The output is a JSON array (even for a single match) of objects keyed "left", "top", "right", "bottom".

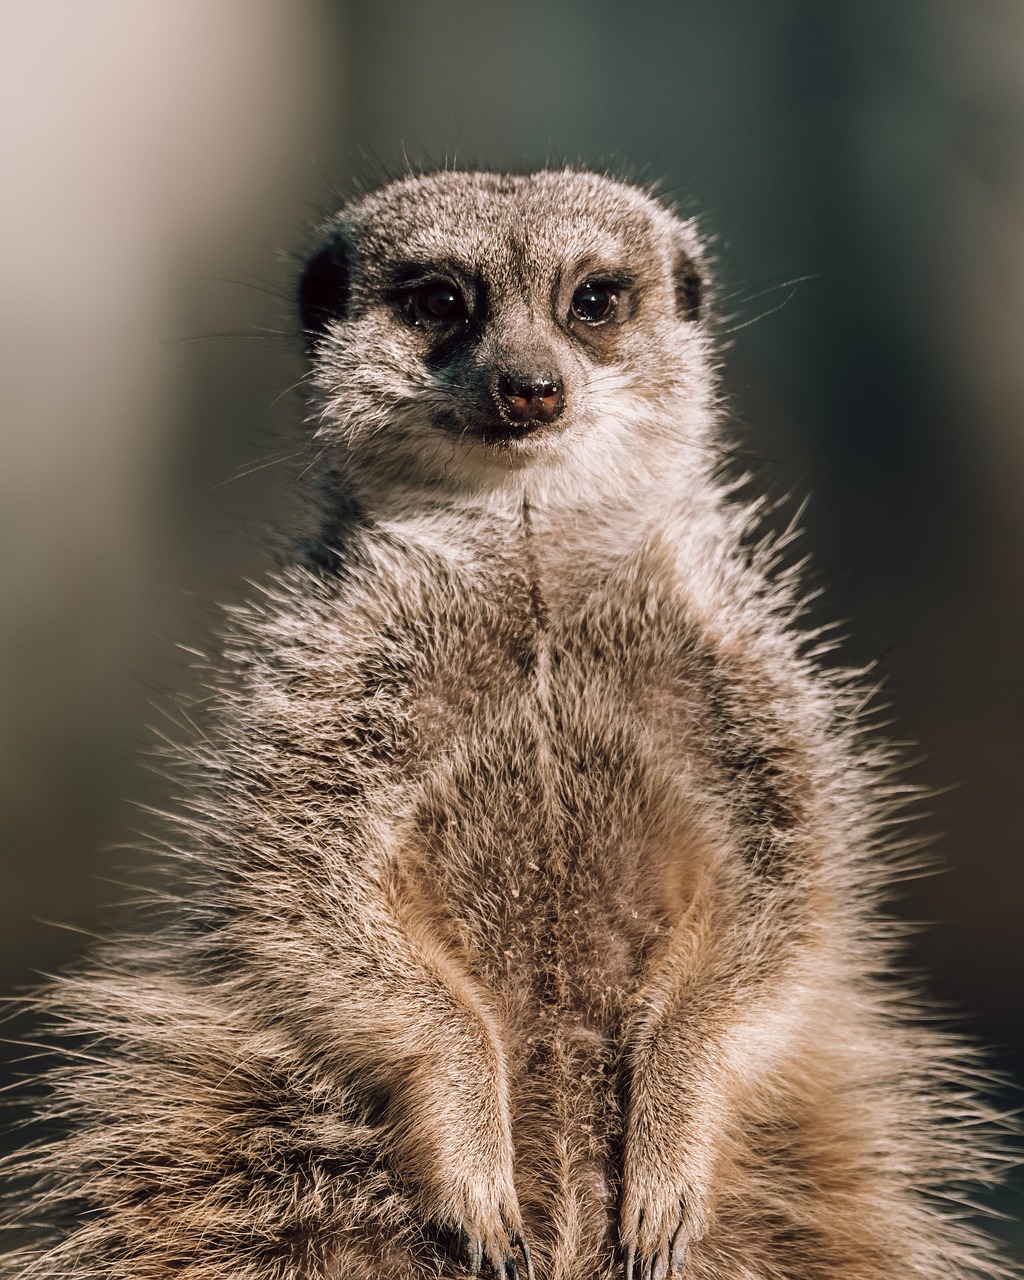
[
  {"left": 430, "top": 411, "right": 557, "bottom": 451},
  {"left": 477, "top": 421, "right": 551, "bottom": 445}
]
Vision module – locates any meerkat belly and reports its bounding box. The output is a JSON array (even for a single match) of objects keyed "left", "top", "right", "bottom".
[
  {"left": 410, "top": 684, "right": 684, "bottom": 1000},
  {"left": 402, "top": 659, "right": 699, "bottom": 1223}
]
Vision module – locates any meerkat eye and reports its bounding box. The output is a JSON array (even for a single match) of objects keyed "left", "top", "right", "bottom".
[
  {"left": 410, "top": 280, "right": 467, "bottom": 324},
  {"left": 570, "top": 281, "right": 617, "bottom": 324}
]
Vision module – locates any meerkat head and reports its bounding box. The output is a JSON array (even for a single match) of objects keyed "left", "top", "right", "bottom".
[{"left": 298, "top": 170, "right": 715, "bottom": 506}]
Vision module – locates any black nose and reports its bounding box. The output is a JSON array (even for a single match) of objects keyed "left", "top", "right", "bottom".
[{"left": 497, "top": 374, "right": 564, "bottom": 424}]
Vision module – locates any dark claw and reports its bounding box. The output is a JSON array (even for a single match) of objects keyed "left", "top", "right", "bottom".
[
  {"left": 512, "top": 1231, "right": 535, "bottom": 1280},
  {"left": 485, "top": 1239, "right": 521, "bottom": 1280},
  {"left": 459, "top": 1228, "right": 483, "bottom": 1275},
  {"left": 669, "top": 1224, "right": 690, "bottom": 1278},
  {"left": 633, "top": 1216, "right": 689, "bottom": 1280}
]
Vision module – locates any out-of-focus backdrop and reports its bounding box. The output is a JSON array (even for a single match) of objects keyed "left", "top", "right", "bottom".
[{"left": 1, "top": 0, "right": 1021, "bottom": 1247}]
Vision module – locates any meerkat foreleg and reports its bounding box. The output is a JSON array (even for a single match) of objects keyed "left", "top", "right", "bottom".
[
  {"left": 333, "top": 940, "right": 520, "bottom": 1272},
  {"left": 239, "top": 858, "right": 528, "bottom": 1277},
  {"left": 619, "top": 880, "right": 812, "bottom": 1280}
]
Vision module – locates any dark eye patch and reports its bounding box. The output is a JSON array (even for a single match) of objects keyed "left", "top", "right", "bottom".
[{"left": 385, "top": 262, "right": 476, "bottom": 330}]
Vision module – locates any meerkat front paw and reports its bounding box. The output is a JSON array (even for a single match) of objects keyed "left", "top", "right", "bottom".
[
  {"left": 441, "top": 1170, "right": 531, "bottom": 1279},
  {"left": 619, "top": 1202, "right": 690, "bottom": 1280},
  {"left": 619, "top": 1126, "right": 713, "bottom": 1279},
  {"left": 411, "top": 1133, "right": 532, "bottom": 1279},
  {"left": 457, "top": 1223, "right": 535, "bottom": 1280}
]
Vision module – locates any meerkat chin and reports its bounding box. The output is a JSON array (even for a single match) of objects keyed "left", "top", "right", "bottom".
[{"left": 1, "top": 169, "right": 1014, "bottom": 1280}]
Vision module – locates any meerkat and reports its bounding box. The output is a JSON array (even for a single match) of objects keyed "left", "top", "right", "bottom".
[{"left": 0, "top": 169, "right": 1015, "bottom": 1280}]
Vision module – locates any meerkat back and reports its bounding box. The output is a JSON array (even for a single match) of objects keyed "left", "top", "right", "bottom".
[{"left": 1, "top": 170, "right": 1014, "bottom": 1280}]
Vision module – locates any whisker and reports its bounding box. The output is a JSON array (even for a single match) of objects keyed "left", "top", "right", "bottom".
[{"left": 158, "top": 329, "right": 293, "bottom": 350}]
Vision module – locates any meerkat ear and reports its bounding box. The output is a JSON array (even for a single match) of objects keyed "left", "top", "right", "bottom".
[
  {"left": 298, "top": 234, "right": 350, "bottom": 344},
  {"left": 673, "top": 246, "right": 703, "bottom": 323}
]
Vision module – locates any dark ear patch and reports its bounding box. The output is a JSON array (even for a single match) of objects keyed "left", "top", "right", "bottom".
[
  {"left": 673, "top": 251, "right": 703, "bottom": 322},
  {"left": 298, "top": 236, "right": 349, "bottom": 343}
]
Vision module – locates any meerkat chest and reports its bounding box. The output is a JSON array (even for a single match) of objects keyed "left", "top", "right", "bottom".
[{"left": 388, "top": 554, "right": 707, "bottom": 1014}]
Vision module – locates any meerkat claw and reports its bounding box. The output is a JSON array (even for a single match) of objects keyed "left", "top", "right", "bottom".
[
  {"left": 623, "top": 1241, "right": 636, "bottom": 1280},
  {"left": 459, "top": 1228, "right": 484, "bottom": 1275},
  {"left": 669, "top": 1224, "right": 690, "bottom": 1277},
  {"left": 512, "top": 1230, "right": 535, "bottom": 1280}
]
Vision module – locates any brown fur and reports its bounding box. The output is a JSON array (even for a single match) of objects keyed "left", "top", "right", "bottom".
[{"left": 1, "top": 170, "right": 1015, "bottom": 1280}]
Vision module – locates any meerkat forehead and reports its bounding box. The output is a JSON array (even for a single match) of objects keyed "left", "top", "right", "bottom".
[{"left": 340, "top": 170, "right": 688, "bottom": 280}]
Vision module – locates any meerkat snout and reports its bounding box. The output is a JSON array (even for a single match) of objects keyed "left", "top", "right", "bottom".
[
  {"left": 480, "top": 323, "right": 569, "bottom": 439},
  {"left": 495, "top": 372, "right": 564, "bottom": 429}
]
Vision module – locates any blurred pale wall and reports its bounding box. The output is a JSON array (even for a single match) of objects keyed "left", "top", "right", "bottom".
[
  {"left": 1, "top": 0, "right": 1022, "bottom": 1188},
  {"left": 0, "top": 0, "right": 348, "bottom": 979}
]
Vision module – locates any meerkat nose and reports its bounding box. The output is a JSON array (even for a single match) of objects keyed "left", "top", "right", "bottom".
[{"left": 498, "top": 374, "right": 565, "bottom": 425}]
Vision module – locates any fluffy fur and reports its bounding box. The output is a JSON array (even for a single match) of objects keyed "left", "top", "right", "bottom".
[{"left": 1, "top": 170, "right": 1015, "bottom": 1280}]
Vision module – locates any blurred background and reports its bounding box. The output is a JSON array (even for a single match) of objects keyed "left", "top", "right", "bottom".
[{"left": 1, "top": 0, "right": 1021, "bottom": 1252}]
